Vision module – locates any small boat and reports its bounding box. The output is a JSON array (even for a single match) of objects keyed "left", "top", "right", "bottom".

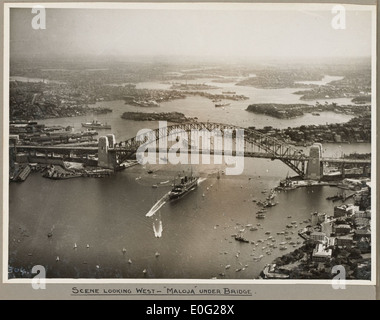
[
  {"left": 264, "top": 201, "right": 277, "bottom": 207},
  {"left": 152, "top": 184, "right": 158, "bottom": 188},
  {"left": 86, "top": 244, "right": 90, "bottom": 248},
  {"left": 56, "top": 256, "right": 60, "bottom": 262},
  {"left": 225, "top": 265, "right": 231, "bottom": 269},
  {"left": 122, "top": 248, "right": 127, "bottom": 254},
  {"left": 128, "top": 259, "right": 132, "bottom": 264},
  {"left": 256, "top": 214, "right": 266, "bottom": 219},
  {"left": 74, "top": 243, "right": 77, "bottom": 249},
  {"left": 234, "top": 234, "right": 249, "bottom": 243},
  {"left": 155, "top": 252, "right": 160, "bottom": 257},
  {"left": 279, "top": 246, "right": 288, "bottom": 250}
]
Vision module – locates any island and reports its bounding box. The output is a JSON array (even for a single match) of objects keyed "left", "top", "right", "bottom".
[
  {"left": 246, "top": 103, "right": 308, "bottom": 119},
  {"left": 121, "top": 111, "right": 194, "bottom": 123},
  {"left": 169, "top": 82, "right": 219, "bottom": 90}
]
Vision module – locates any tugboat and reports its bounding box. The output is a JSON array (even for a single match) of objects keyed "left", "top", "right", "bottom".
[{"left": 169, "top": 173, "right": 199, "bottom": 200}]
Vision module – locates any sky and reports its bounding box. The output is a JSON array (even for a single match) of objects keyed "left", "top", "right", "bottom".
[{"left": 9, "top": 5, "right": 374, "bottom": 60}]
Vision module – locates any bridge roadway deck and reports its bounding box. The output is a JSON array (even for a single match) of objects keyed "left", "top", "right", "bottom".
[
  {"left": 15, "top": 145, "right": 371, "bottom": 164},
  {"left": 15, "top": 145, "right": 98, "bottom": 152}
]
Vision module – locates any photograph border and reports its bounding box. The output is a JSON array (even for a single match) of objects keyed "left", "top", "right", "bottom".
[{"left": 1, "top": 0, "right": 378, "bottom": 299}]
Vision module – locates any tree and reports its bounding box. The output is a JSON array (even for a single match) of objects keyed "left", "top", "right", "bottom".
[{"left": 348, "top": 248, "right": 362, "bottom": 260}]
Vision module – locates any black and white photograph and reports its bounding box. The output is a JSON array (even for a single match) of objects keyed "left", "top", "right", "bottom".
[{"left": 2, "top": 1, "right": 376, "bottom": 291}]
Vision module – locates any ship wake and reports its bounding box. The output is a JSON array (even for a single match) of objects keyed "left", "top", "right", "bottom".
[
  {"left": 153, "top": 219, "right": 163, "bottom": 238},
  {"left": 146, "top": 192, "right": 170, "bottom": 217},
  {"left": 198, "top": 177, "right": 207, "bottom": 185}
]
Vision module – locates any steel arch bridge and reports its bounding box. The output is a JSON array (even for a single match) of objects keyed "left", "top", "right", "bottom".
[{"left": 113, "top": 121, "right": 308, "bottom": 178}]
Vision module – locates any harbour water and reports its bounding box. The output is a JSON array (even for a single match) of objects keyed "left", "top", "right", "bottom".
[{"left": 8, "top": 79, "right": 370, "bottom": 279}]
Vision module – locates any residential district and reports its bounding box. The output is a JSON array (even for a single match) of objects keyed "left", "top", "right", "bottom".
[{"left": 250, "top": 114, "right": 371, "bottom": 145}]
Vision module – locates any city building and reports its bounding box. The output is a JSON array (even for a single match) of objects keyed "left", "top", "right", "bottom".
[
  {"left": 355, "top": 210, "right": 371, "bottom": 219},
  {"left": 312, "top": 244, "right": 332, "bottom": 262},
  {"left": 334, "top": 224, "right": 351, "bottom": 235},
  {"left": 334, "top": 204, "right": 353, "bottom": 218},
  {"left": 336, "top": 235, "right": 354, "bottom": 247},
  {"left": 310, "top": 231, "right": 327, "bottom": 243},
  {"left": 354, "top": 229, "right": 371, "bottom": 241},
  {"left": 311, "top": 211, "right": 327, "bottom": 226},
  {"left": 320, "top": 220, "right": 334, "bottom": 237}
]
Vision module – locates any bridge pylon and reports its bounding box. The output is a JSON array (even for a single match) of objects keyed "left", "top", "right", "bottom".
[
  {"left": 306, "top": 143, "right": 323, "bottom": 180},
  {"left": 98, "top": 134, "right": 117, "bottom": 169}
]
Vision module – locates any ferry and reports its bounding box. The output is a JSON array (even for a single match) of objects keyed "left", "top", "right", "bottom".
[
  {"left": 169, "top": 174, "right": 199, "bottom": 200},
  {"left": 81, "top": 120, "right": 111, "bottom": 129}
]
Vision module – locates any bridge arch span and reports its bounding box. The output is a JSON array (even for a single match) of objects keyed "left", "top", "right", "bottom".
[{"left": 113, "top": 121, "right": 308, "bottom": 178}]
